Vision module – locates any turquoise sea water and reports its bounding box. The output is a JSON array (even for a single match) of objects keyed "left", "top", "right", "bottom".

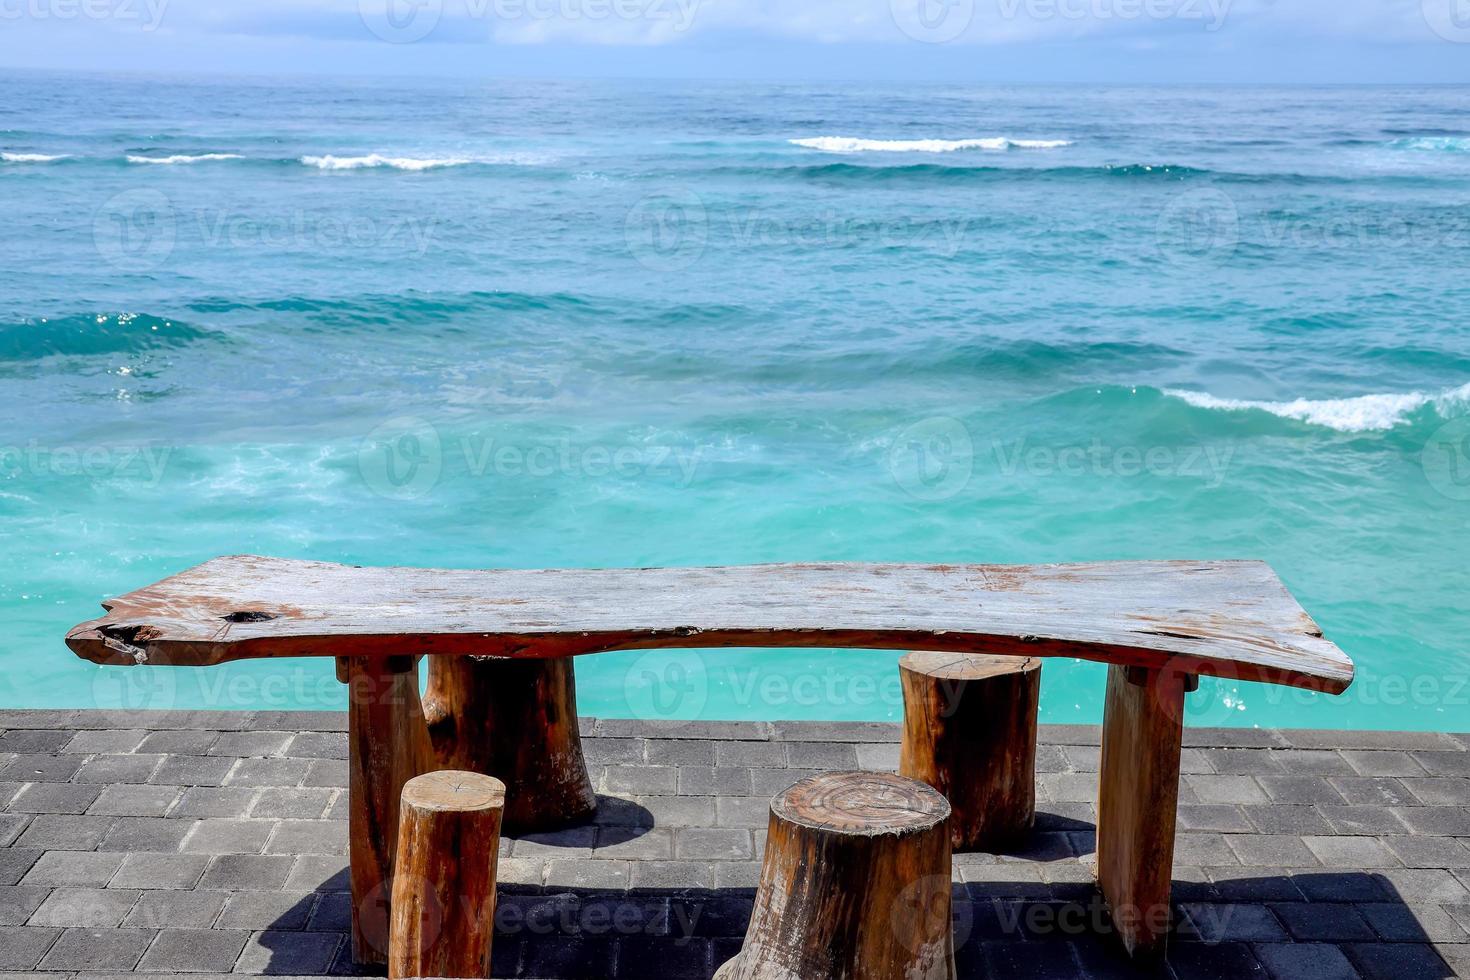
[{"left": 2, "top": 73, "right": 1468, "bottom": 730}]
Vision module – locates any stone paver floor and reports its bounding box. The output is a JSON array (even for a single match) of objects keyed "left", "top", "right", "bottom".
[{"left": 0, "top": 710, "right": 1467, "bottom": 978}]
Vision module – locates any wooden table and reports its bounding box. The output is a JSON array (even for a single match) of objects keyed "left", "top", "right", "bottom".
[{"left": 67, "top": 556, "right": 1353, "bottom": 962}]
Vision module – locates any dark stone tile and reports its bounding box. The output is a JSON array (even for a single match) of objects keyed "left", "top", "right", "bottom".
[
  {"left": 1241, "top": 805, "right": 1334, "bottom": 836},
  {"left": 170, "top": 786, "right": 257, "bottom": 818},
  {"left": 198, "top": 855, "right": 294, "bottom": 891},
  {"left": 1206, "top": 866, "right": 1304, "bottom": 902},
  {"left": 15, "top": 815, "right": 114, "bottom": 850},
  {"left": 98, "top": 817, "right": 194, "bottom": 853},
  {"left": 150, "top": 754, "right": 235, "bottom": 787},
  {"left": 518, "top": 936, "right": 618, "bottom": 979},
  {"left": 1166, "top": 940, "right": 1267, "bottom": 978},
  {"left": 582, "top": 738, "right": 646, "bottom": 765},
  {"left": 0, "top": 755, "right": 82, "bottom": 783},
  {"left": 284, "top": 732, "right": 347, "bottom": 760},
  {"left": 224, "top": 757, "right": 311, "bottom": 788},
  {"left": 0, "top": 849, "right": 42, "bottom": 886},
  {"left": 619, "top": 935, "right": 710, "bottom": 979},
  {"left": 1344, "top": 942, "right": 1454, "bottom": 980},
  {"left": 1178, "top": 903, "right": 1287, "bottom": 942},
  {"left": 677, "top": 766, "right": 753, "bottom": 796},
  {"left": 0, "top": 885, "right": 49, "bottom": 926},
  {"left": 135, "top": 730, "right": 221, "bottom": 755},
  {"left": 1256, "top": 775, "right": 1348, "bottom": 806},
  {"left": 0, "top": 925, "right": 61, "bottom": 969},
  {"left": 87, "top": 783, "right": 181, "bottom": 817},
  {"left": 37, "top": 926, "right": 153, "bottom": 971},
  {"left": 28, "top": 887, "right": 141, "bottom": 928},
  {"left": 208, "top": 731, "right": 294, "bottom": 757},
  {"left": 216, "top": 891, "right": 316, "bottom": 930},
  {"left": 136, "top": 927, "right": 250, "bottom": 972},
  {"left": 1254, "top": 942, "right": 1361, "bottom": 980},
  {"left": 109, "top": 853, "right": 210, "bottom": 890},
  {"left": 302, "top": 759, "right": 348, "bottom": 788},
  {"left": 180, "top": 818, "right": 274, "bottom": 854},
  {"left": 8, "top": 783, "right": 102, "bottom": 815},
  {"left": 0, "top": 731, "right": 74, "bottom": 754},
  {"left": 770, "top": 720, "right": 900, "bottom": 743},
  {"left": 20, "top": 852, "right": 125, "bottom": 888},
  {"left": 1270, "top": 902, "right": 1377, "bottom": 942},
  {"left": 236, "top": 929, "right": 342, "bottom": 974},
  {"left": 249, "top": 787, "right": 333, "bottom": 819},
  {"left": 283, "top": 854, "right": 349, "bottom": 892},
  {"left": 645, "top": 740, "right": 717, "bottom": 767},
  {"left": 266, "top": 819, "right": 347, "bottom": 856},
  {"left": 784, "top": 741, "right": 859, "bottom": 768},
  {"left": 71, "top": 754, "right": 164, "bottom": 785},
  {"left": 979, "top": 939, "right": 1082, "bottom": 979}
]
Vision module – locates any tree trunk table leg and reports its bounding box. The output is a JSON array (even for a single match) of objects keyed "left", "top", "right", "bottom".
[
  {"left": 1096, "top": 663, "right": 1191, "bottom": 958},
  {"left": 899, "top": 652, "right": 1041, "bottom": 851},
  {"left": 340, "top": 655, "right": 432, "bottom": 967},
  {"left": 390, "top": 770, "right": 506, "bottom": 980},
  {"left": 422, "top": 656, "right": 596, "bottom": 834},
  {"left": 715, "top": 771, "right": 955, "bottom": 980}
]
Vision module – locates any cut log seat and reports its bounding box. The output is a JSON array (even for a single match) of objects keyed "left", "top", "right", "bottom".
[{"left": 65, "top": 556, "right": 1353, "bottom": 963}]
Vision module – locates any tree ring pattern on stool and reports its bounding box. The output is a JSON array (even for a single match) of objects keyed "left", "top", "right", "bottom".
[{"left": 773, "top": 770, "right": 950, "bottom": 835}]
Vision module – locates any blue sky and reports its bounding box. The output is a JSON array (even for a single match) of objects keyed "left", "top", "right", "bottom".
[{"left": 2, "top": 0, "right": 1468, "bottom": 82}]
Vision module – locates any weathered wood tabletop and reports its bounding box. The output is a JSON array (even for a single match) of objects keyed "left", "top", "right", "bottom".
[{"left": 66, "top": 555, "right": 1352, "bottom": 693}]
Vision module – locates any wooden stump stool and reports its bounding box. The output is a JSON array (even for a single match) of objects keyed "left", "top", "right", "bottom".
[
  {"left": 388, "top": 770, "right": 506, "bottom": 980},
  {"left": 899, "top": 652, "right": 1041, "bottom": 851},
  {"left": 422, "top": 656, "right": 596, "bottom": 834},
  {"left": 715, "top": 771, "right": 955, "bottom": 980}
]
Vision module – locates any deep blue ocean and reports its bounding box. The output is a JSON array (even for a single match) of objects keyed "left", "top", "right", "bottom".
[{"left": 2, "top": 72, "right": 1468, "bottom": 729}]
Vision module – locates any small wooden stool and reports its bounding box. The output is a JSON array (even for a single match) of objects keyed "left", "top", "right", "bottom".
[
  {"left": 389, "top": 770, "right": 506, "bottom": 980},
  {"left": 422, "top": 656, "right": 596, "bottom": 833},
  {"left": 715, "top": 771, "right": 955, "bottom": 980},
  {"left": 899, "top": 652, "right": 1041, "bottom": 851}
]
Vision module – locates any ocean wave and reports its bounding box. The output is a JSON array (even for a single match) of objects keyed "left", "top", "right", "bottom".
[
  {"left": 1, "top": 152, "right": 70, "bottom": 163},
  {"left": 0, "top": 313, "right": 221, "bottom": 362},
  {"left": 1385, "top": 137, "right": 1470, "bottom": 153},
  {"left": 299, "top": 153, "right": 476, "bottom": 171},
  {"left": 1162, "top": 383, "right": 1470, "bottom": 432},
  {"left": 791, "top": 136, "right": 1072, "bottom": 153},
  {"left": 716, "top": 161, "right": 1211, "bottom": 185},
  {"left": 125, "top": 153, "right": 245, "bottom": 165}
]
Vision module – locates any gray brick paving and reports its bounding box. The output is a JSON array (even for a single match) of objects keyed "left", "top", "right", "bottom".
[{"left": 0, "top": 712, "right": 1466, "bottom": 977}]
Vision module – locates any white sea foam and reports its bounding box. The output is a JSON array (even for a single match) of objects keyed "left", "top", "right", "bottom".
[
  {"left": 126, "top": 153, "right": 245, "bottom": 164},
  {"left": 1, "top": 152, "right": 69, "bottom": 163},
  {"left": 299, "top": 154, "right": 475, "bottom": 171},
  {"left": 1386, "top": 137, "right": 1470, "bottom": 153},
  {"left": 790, "top": 136, "right": 1073, "bottom": 153},
  {"left": 1163, "top": 382, "right": 1470, "bottom": 432}
]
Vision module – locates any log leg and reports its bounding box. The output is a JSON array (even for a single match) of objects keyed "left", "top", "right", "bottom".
[
  {"left": 715, "top": 771, "right": 955, "bottom": 980},
  {"left": 899, "top": 652, "right": 1041, "bottom": 851},
  {"left": 389, "top": 770, "right": 506, "bottom": 980},
  {"left": 1095, "top": 664, "right": 1191, "bottom": 958},
  {"left": 341, "top": 655, "right": 432, "bottom": 967},
  {"left": 422, "top": 656, "right": 596, "bottom": 834}
]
